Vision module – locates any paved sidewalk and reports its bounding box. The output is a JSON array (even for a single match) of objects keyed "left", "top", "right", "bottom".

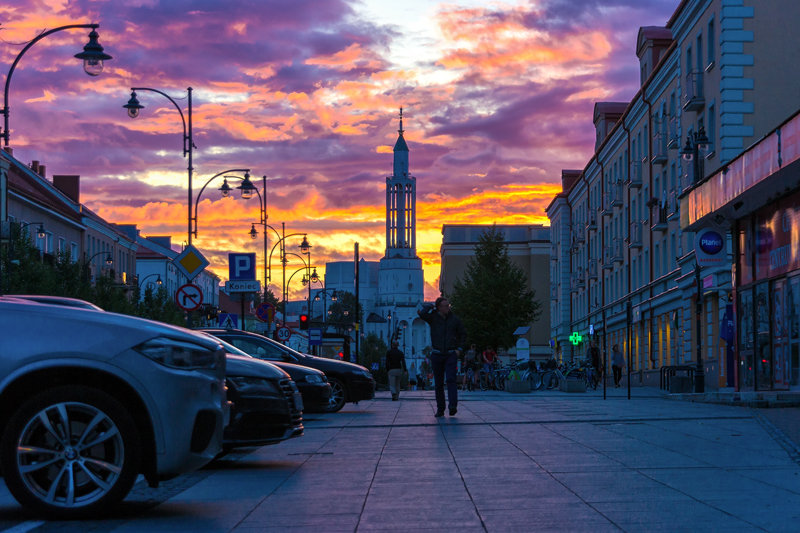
[{"left": 3, "top": 387, "right": 799, "bottom": 532}]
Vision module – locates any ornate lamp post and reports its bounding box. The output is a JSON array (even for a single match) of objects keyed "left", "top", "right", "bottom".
[
  {"left": 138, "top": 273, "right": 162, "bottom": 290},
  {"left": 2, "top": 23, "right": 111, "bottom": 147},
  {"left": 265, "top": 223, "right": 309, "bottom": 309},
  {"left": 123, "top": 87, "right": 196, "bottom": 245},
  {"left": 681, "top": 126, "right": 709, "bottom": 393}
]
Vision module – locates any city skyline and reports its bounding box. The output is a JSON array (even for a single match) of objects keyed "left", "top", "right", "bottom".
[{"left": 1, "top": 0, "right": 676, "bottom": 299}]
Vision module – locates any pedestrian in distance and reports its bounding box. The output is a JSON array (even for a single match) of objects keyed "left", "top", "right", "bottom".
[
  {"left": 482, "top": 346, "right": 498, "bottom": 389},
  {"left": 462, "top": 344, "right": 478, "bottom": 391},
  {"left": 385, "top": 340, "right": 407, "bottom": 401},
  {"left": 588, "top": 341, "right": 601, "bottom": 388},
  {"left": 612, "top": 344, "right": 625, "bottom": 387},
  {"left": 418, "top": 297, "right": 466, "bottom": 417}
]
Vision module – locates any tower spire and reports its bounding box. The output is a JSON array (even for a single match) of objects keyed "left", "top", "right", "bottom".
[{"left": 398, "top": 107, "right": 404, "bottom": 135}]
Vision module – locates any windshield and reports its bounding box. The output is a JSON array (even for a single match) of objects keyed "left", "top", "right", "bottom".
[{"left": 202, "top": 334, "right": 250, "bottom": 358}]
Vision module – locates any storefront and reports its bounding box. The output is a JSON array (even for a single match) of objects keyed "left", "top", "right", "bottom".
[{"left": 735, "top": 188, "right": 800, "bottom": 391}]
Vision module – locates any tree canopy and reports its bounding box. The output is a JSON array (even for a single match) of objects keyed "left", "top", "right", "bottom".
[{"left": 449, "top": 226, "right": 541, "bottom": 351}]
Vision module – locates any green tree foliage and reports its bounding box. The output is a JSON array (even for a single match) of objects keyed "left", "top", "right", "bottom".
[
  {"left": 449, "top": 226, "right": 542, "bottom": 351},
  {"left": 360, "top": 333, "right": 388, "bottom": 385},
  {"left": 327, "top": 290, "right": 360, "bottom": 334},
  {"left": 1, "top": 231, "right": 185, "bottom": 326}
]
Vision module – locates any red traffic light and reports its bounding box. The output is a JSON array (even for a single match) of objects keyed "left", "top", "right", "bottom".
[
  {"left": 299, "top": 314, "right": 309, "bottom": 330},
  {"left": 338, "top": 351, "right": 344, "bottom": 359}
]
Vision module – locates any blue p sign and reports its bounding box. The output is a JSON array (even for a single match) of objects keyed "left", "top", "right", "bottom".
[{"left": 229, "top": 253, "right": 256, "bottom": 280}]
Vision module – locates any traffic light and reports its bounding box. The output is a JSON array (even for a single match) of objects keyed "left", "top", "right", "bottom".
[{"left": 299, "top": 314, "right": 309, "bottom": 330}]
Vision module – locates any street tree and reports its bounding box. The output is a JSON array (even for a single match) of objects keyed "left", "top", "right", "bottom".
[{"left": 449, "top": 226, "right": 541, "bottom": 351}]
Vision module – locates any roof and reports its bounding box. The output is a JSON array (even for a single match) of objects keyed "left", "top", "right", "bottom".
[{"left": 393, "top": 133, "right": 409, "bottom": 152}]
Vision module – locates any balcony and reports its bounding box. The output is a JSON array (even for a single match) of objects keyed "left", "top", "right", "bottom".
[
  {"left": 652, "top": 131, "right": 668, "bottom": 166},
  {"left": 572, "top": 227, "right": 585, "bottom": 245},
  {"left": 627, "top": 159, "right": 643, "bottom": 188},
  {"left": 667, "top": 190, "right": 680, "bottom": 221},
  {"left": 613, "top": 238, "right": 624, "bottom": 264},
  {"left": 683, "top": 70, "right": 705, "bottom": 112},
  {"left": 586, "top": 211, "right": 597, "bottom": 231},
  {"left": 570, "top": 269, "right": 585, "bottom": 292},
  {"left": 650, "top": 202, "right": 668, "bottom": 232},
  {"left": 628, "top": 222, "right": 643, "bottom": 248},
  {"left": 587, "top": 258, "right": 598, "bottom": 280},
  {"left": 602, "top": 183, "right": 622, "bottom": 216},
  {"left": 667, "top": 116, "right": 680, "bottom": 149}
]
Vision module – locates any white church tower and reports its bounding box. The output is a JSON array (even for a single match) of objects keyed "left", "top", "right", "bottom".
[{"left": 377, "top": 109, "right": 427, "bottom": 366}]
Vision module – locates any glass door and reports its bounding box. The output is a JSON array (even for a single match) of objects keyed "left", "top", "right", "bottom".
[
  {"left": 772, "top": 278, "right": 789, "bottom": 390},
  {"left": 755, "top": 282, "right": 771, "bottom": 390},
  {"left": 789, "top": 275, "right": 800, "bottom": 390},
  {"left": 738, "top": 288, "right": 754, "bottom": 390}
]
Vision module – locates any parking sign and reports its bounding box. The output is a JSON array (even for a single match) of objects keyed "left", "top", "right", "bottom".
[{"left": 229, "top": 253, "right": 256, "bottom": 281}]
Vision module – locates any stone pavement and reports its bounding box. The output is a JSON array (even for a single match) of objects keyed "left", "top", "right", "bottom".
[{"left": 2, "top": 386, "right": 799, "bottom": 532}]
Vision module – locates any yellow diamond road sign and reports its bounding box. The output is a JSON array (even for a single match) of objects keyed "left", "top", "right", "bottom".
[{"left": 174, "top": 244, "right": 209, "bottom": 281}]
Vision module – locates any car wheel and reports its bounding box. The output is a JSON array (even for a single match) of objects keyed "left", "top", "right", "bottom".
[
  {"left": 0, "top": 386, "right": 141, "bottom": 518},
  {"left": 325, "top": 378, "right": 347, "bottom": 413}
]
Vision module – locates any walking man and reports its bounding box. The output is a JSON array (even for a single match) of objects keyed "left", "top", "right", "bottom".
[
  {"left": 385, "top": 340, "right": 406, "bottom": 401},
  {"left": 612, "top": 344, "right": 625, "bottom": 387},
  {"left": 418, "top": 297, "right": 466, "bottom": 417}
]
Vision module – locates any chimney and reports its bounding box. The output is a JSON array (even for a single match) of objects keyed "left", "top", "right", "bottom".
[
  {"left": 561, "top": 170, "right": 582, "bottom": 192},
  {"left": 3, "top": 147, "right": 12, "bottom": 156},
  {"left": 38, "top": 164, "right": 46, "bottom": 178},
  {"left": 52, "top": 175, "right": 80, "bottom": 203},
  {"left": 31, "top": 160, "right": 39, "bottom": 174}
]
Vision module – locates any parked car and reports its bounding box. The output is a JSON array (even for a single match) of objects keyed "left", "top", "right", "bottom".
[
  {"left": 223, "top": 354, "right": 304, "bottom": 450},
  {"left": 0, "top": 299, "right": 226, "bottom": 517},
  {"left": 205, "top": 334, "right": 331, "bottom": 413},
  {"left": 200, "top": 328, "right": 375, "bottom": 412},
  {"left": 1, "top": 294, "right": 104, "bottom": 310}
]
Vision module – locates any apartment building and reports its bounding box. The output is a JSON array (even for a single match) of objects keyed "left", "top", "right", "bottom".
[{"left": 547, "top": 0, "right": 800, "bottom": 391}]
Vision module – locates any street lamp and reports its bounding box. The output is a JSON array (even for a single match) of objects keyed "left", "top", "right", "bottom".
[
  {"left": 16, "top": 221, "right": 46, "bottom": 240},
  {"left": 138, "top": 273, "right": 163, "bottom": 290},
  {"left": 123, "top": 86, "right": 195, "bottom": 245},
  {"left": 266, "top": 222, "right": 309, "bottom": 309},
  {"left": 190, "top": 168, "right": 251, "bottom": 238},
  {"left": 2, "top": 23, "right": 111, "bottom": 147},
  {"left": 680, "top": 126, "right": 709, "bottom": 185}
]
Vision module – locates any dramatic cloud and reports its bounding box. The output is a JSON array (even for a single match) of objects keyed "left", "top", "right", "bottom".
[{"left": 1, "top": 0, "right": 676, "bottom": 299}]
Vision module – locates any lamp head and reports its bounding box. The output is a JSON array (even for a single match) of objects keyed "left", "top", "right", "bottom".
[
  {"left": 696, "top": 126, "right": 709, "bottom": 151},
  {"left": 74, "top": 28, "right": 112, "bottom": 76},
  {"left": 123, "top": 91, "right": 143, "bottom": 119},
  {"left": 310, "top": 267, "right": 319, "bottom": 284},
  {"left": 36, "top": 224, "right": 46, "bottom": 239},
  {"left": 331, "top": 290, "right": 338, "bottom": 302},
  {"left": 299, "top": 235, "right": 311, "bottom": 254},
  {"left": 156, "top": 275, "right": 163, "bottom": 286},
  {"left": 249, "top": 223, "right": 258, "bottom": 240},
  {"left": 236, "top": 172, "right": 256, "bottom": 200},
  {"left": 105, "top": 254, "right": 113, "bottom": 265},
  {"left": 680, "top": 135, "right": 694, "bottom": 161},
  {"left": 218, "top": 178, "right": 232, "bottom": 197}
]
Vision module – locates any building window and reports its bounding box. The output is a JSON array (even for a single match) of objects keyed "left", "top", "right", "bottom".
[
  {"left": 707, "top": 102, "right": 716, "bottom": 157},
  {"left": 707, "top": 18, "right": 715, "bottom": 69}
]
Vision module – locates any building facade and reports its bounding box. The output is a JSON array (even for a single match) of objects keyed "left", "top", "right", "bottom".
[
  {"left": 439, "top": 224, "right": 552, "bottom": 360},
  {"left": 546, "top": 0, "right": 800, "bottom": 390}
]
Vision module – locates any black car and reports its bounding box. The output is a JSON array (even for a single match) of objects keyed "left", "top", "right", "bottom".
[
  {"left": 202, "top": 328, "right": 376, "bottom": 412},
  {"left": 209, "top": 334, "right": 331, "bottom": 413},
  {"left": 224, "top": 354, "right": 303, "bottom": 450}
]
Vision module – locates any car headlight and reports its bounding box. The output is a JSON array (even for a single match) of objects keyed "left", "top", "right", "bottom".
[
  {"left": 227, "top": 376, "right": 281, "bottom": 395},
  {"left": 136, "top": 337, "right": 222, "bottom": 370},
  {"left": 304, "top": 374, "right": 325, "bottom": 384}
]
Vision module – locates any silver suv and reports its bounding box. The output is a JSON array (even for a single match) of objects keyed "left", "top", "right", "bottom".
[{"left": 0, "top": 299, "right": 227, "bottom": 517}]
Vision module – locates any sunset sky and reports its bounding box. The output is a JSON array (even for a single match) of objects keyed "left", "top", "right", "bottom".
[{"left": 1, "top": 0, "right": 676, "bottom": 299}]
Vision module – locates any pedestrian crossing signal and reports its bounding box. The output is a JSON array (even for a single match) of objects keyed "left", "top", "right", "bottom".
[{"left": 299, "top": 314, "right": 309, "bottom": 330}]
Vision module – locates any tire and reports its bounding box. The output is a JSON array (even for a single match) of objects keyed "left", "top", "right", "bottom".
[
  {"left": 0, "top": 385, "right": 141, "bottom": 518},
  {"left": 529, "top": 372, "right": 543, "bottom": 391},
  {"left": 544, "top": 372, "right": 559, "bottom": 390},
  {"left": 324, "top": 378, "right": 347, "bottom": 413}
]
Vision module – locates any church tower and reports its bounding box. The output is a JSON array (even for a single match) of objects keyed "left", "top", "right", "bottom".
[
  {"left": 386, "top": 108, "right": 416, "bottom": 256},
  {"left": 374, "top": 109, "right": 426, "bottom": 367}
]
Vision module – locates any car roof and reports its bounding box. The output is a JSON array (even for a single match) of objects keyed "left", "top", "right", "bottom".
[{"left": 2, "top": 294, "right": 103, "bottom": 310}]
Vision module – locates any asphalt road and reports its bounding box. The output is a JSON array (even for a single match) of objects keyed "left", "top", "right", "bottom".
[{"left": 1, "top": 387, "right": 799, "bottom": 532}]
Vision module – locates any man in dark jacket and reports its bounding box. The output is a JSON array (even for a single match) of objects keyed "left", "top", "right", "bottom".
[
  {"left": 385, "top": 340, "right": 406, "bottom": 401},
  {"left": 418, "top": 296, "right": 466, "bottom": 417}
]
